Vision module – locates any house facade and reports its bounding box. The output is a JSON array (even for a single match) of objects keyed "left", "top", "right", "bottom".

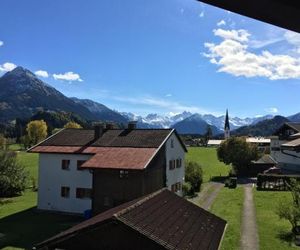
[
  {"left": 270, "top": 122, "right": 300, "bottom": 173},
  {"left": 29, "top": 124, "right": 187, "bottom": 215}
]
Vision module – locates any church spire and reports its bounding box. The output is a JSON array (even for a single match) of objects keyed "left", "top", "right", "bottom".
[{"left": 224, "top": 109, "right": 230, "bottom": 139}]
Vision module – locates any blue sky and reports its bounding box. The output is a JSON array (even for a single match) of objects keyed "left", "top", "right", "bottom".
[{"left": 1, "top": 0, "right": 300, "bottom": 118}]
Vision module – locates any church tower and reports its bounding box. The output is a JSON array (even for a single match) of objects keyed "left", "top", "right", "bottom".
[{"left": 224, "top": 109, "right": 230, "bottom": 139}]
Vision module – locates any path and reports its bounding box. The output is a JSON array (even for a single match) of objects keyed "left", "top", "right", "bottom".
[
  {"left": 240, "top": 184, "right": 259, "bottom": 250},
  {"left": 189, "top": 182, "right": 223, "bottom": 210}
]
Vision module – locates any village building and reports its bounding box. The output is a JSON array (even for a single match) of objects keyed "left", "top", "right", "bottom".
[
  {"left": 29, "top": 123, "right": 187, "bottom": 215},
  {"left": 270, "top": 122, "right": 300, "bottom": 173},
  {"left": 34, "top": 189, "right": 226, "bottom": 250},
  {"left": 207, "top": 139, "right": 223, "bottom": 147},
  {"left": 246, "top": 137, "right": 271, "bottom": 153}
]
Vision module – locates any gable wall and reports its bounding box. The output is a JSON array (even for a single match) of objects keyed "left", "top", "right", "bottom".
[{"left": 38, "top": 153, "right": 93, "bottom": 214}]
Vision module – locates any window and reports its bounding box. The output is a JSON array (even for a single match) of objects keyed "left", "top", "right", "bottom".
[
  {"left": 271, "top": 147, "right": 280, "bottom": 151},
  {"left": 61, "top": 186, "right": 70, "bottom": 198},
  {"left": 176, "top": 158, "right": 182, "bottom": 168},
  {"left": 169, "top": 160, "right": 176, "bottom": 170},
  {"left": 61, "top": 160, "right": 70, "bottom": 170},
  {"left": 77, "top": 160, "right": 86, "bottom": 170},
  {"left": 76, "top": 188, "right": 92, "bottom": 199},
  {"left": 171, "top": 139, "right": 174, "bottom": 148},
  {"left": 171, "top": 182, "right": 182, "bottom": 193},
  {"left": 119, "top": 170, "right": 129, "bottom": 178}
]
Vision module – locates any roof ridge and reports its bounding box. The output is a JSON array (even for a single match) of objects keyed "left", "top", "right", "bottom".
[{"left": 114, "top": 189, "right": 166, "bottom": 218}]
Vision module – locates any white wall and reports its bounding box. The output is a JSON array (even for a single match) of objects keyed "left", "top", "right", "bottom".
[
  {"left": 38, "top": 153, "right": 93, "bottom": 214},
  {"left": 165, "top": 133, "right": 185, "bottom": 196},
  {"left": 270, "top": 137, "right": 300, "bottom": 172}
]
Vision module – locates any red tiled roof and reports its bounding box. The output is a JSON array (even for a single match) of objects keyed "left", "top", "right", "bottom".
[
  {"left": 30, "top": 146, "right": 157, "bottom": 170},
  {"left": 82, "top": 147, "right": 157, "bottom": 170},
  {"left": 30, "top": 146, "right": 83, "bottom": 154},
  {"left": 35, "top": 189, "right": 227, "bottom": 250}
]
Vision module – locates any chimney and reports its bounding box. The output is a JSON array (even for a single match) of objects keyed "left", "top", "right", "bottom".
[
  {"left": 128, "top": 121, "right": 137, "bottom": 130},
  {"left": 94, "top": 124, "right": 104, "bottom": 139},
  {"left": 106, "top": 123, "right": 114, "bottom": 130}
]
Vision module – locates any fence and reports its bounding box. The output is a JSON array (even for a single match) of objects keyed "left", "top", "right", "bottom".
[{"left": 257, "top": 174, "right": 300, "bottom": 191}]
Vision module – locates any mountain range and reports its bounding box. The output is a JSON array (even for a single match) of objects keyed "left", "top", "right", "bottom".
[{"left": 1, "top": 66, "right": 300, "bottom": 136}]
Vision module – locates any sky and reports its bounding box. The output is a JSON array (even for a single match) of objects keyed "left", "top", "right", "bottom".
[{"left": 1, "top": 0, "right": 300, "bottom": 118}]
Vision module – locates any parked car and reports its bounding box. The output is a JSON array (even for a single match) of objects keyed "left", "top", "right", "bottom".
[{"left": 263, "top": 167, "right": 282, "bottom": 174}]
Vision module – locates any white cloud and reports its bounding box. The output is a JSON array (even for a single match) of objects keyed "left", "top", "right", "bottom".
[
  {"left": 284, "top": 30, "right": 300, "bottom": 53},
  {"left": 204, "top": 28, "right": 300, "bottom": 80},
  {"left": 249, "top": 37, "right": 284, "bottom": 49},
  {"left": 213, "top": 28, "right": 250, "bottom": 42},
  {"left": 165, "top": 94, "right": 172, "bottom": 97},
  {"left": 0, "top": 41, "right": 3, "bottom": 47},
  {"left": 0, "top": 62, "right": 17, "bottom": 72},
  {"left": 35, "top": 70, "right": 49, "bottom": 78},
  {"left": 199, "top": 11, "right": 204, "bottom": 18},
  {"left": 217, "top": 20, "right": 226, "bottom": 26},
  {"left": 53, "top": 71, "right": 83, "bottom": 82},
  {"left": 265, "top": 107, "right": 278, "bottom": 113}
]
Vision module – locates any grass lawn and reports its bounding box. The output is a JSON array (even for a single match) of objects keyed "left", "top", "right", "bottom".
[
  {"left": 0, "top": 150, "right": 81, "bottom": 250},
  {"left": 7, "top": 144, "right": 23, "bottom": 151},
  {"left": 17, "top": 152, "right": 39, "bottom": 181},
  {"left": 0, "top": 191, "right": 82, "bottom": 250},
  {"left": 186, "top": 147, "right": 230, "bottom": 183},
  {"left": 210, "top": 187, "right": 244, "bottom": 250},
  {"left": 254, "top": 190, "right": 297, "bottom": 250}
]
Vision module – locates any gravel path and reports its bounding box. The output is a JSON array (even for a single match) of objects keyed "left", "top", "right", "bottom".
[
  {"left": 201, "top": 183, "right": 223, "bottom": 210},
  {"left": 240, "top": 185, "right": 259, "bottom": 250},
  {"left": 189, "top": 182, "right": 223, "bottom": 210}
]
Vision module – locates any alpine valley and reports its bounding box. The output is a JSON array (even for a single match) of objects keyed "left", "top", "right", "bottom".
[{"left": 1, "top": 66, "right": 300, "bottom": 136}]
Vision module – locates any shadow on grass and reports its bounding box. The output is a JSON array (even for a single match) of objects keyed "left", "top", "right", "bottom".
[
  {"left": 277, "top": 229, "right": 294, "bottom": 246},
  {"left": 210, "top": 176, "right": 227, "bottom": 183},
  {"left": 0, "top": 207, "right": 82, "bottom": 249}
]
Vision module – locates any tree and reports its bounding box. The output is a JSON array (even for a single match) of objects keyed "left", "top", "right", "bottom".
[
  {"left": 0, "top": 134, "right": 7, "bottom": 150},
  {"left": 20, "top": 135, "right": 31, "bottom": 149},
  {"left": 26, "top": 120, "right": 48, "bottom": 145},
  {"left": 217, "top": 137, "right": 260, "bottom": 175},
  {"left": 64, "top": 121, "right": 82, "bottom": 129},
  {"left": 185, "top": 161, "right": 203, "bottom": 194},
  {"left": 277, "top": 179, "right": 300, "bottom": 235},
  {"left": 204, "top": 125, "right": 213, "bottom": 146},
  {"left": 0, "top": 151, "right": 28, "bottom": 197}
]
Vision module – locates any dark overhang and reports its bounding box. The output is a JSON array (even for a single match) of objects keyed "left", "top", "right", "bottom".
[{"left": 198, "top": 0, "right": 300, "bottom": 33}]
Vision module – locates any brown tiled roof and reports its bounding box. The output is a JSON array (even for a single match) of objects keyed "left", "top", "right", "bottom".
[
  {"left": 81, "top": 147, "right": 157, "bottom": 169},
  {"left": 287, "top": 122, "right": 300, "bottom": 133},
  {"left": 282, "top": 138, "right": 300, "bottom": 148},
  {"left": 30, "top": 146, "right": 157, "bottom": 170},
  {"left": 35, "top": 189, "right": 226, "bottom": 250},
  {"left": 37, "top": 128, "right": 175, "bottom": 148}
]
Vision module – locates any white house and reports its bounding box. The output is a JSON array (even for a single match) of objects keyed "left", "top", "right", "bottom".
[
  {"left": 270, "top": 122, "right": 300, "bottom": 173},
  {"left": 29, "top": 123, "right": 187, "bottom": 215}
]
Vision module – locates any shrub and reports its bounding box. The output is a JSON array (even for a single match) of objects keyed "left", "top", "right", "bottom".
[
  {"left": 185, "top": 161, "right": 203, "bottom": 194},
  {"left": 276, "top": 179, "right": 300, "bottom": 235},
  {"left": 0, "top": 151, "right": 29, "bottom": 197},
  {"left": 182, "top": 182, "right": 192, "bottom": 196}
]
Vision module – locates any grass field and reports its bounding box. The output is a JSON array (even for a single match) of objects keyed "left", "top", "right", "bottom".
[
  {"left": 186, "top": 147, "right": 230, "bottom": 183},
  {"left": 210, "top": 187, "right": 244, "bottom": 250},
  {"left": 0, "top": 147, "right": 81, "bottom": 250},
  {"left": 254, "top": 190, "right": 297, "bottom": 250}
]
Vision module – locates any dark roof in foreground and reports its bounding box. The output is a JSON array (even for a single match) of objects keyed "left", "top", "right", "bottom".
[
  {"left": 35, "top": 189, "right": 226, "bottom": 250},
  {"left": 30, "top": 128, "right": 187, "bottom": 151}
]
